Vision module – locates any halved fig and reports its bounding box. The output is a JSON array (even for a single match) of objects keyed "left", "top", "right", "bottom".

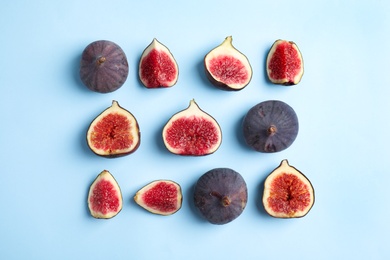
[
  {"left": 266, "top": 40, "right": 304, "bottom": 85},
  {"left": 139, "top": 38, "right": 179, "bottom": 88},
  {"left": 242, "top": 100, "right": 298, "bottom": 153},
  {"left": 80, "top": 40, "right": 129, "bottom": 93},
  {"left": 134, "top": 180, "right": 182, "bottom": 216},
  {"left": 86, "top": 100, "right": 140, "bottom": 158},
  {"left": 204, "top": 36, "right": 252, "bottom": 91},
  {"left": 162, "top": 99, "right": 222, "bottom": 156},
  {"left": 263, "top": 160, "right": 314, "bottom": 218},
  {"left": 194, "top": 168, "right": 248, "bottom": 225},
  {"left": 88, "top": 170, "right": 123, "bottom": 219}
]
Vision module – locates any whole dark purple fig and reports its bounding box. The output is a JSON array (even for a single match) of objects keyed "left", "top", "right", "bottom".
[
  {"left": 80, "top": 40, "right": 129, "bottom": 93},
  {"left": 242, "top": 100, "right": 299, "bottom": 153},
  {"left": 194, "top": 168, "right": 247, "bottom": 225}
]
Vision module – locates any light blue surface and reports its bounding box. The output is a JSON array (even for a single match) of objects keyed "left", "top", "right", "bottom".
[{"left": 1, "top": 0, "right": 389, "bottom": 259}]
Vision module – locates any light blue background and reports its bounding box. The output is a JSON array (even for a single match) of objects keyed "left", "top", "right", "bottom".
[{"left": 1, "top": 0, "right": 389, "bottom": 259}]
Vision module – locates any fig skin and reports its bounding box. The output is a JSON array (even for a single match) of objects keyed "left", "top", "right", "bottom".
[
  {"left": 88, "top": 170, "right": 123, "bottom": 219},
  {"left": 162, "top": 99, "right": 222, "bottom": 156},
  {"left": 86, "top": 100, "right": 140, "bottom": 158},
  {"left": 242, "top": 100, "right": 298, "bottom": 153},
  {"left": 80, "top": 40, "right": 129, "bottom": 93},
  {"left": 194, "top": 168, "right": 248, "bottom": 225},
  {"left": 204, "top": 36, "right": 252, "bottom": 91},
  {"left": 266, "top": 39, "right": 304, "bottom": 86},
  {"left": 134, "top": 180, "right": 183, "bottom": 216},
  {"left": 139, "top": 38, "right": 179, "bottom": 88},
  {"left": 262, "top": 160, "right": 315, "bottom": 218}
]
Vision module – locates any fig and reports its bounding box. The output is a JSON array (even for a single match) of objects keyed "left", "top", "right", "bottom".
[
  {"left": 134, "top": 180, "right": 182, "bottom": 216},
  {"left": 266, "top": 39, "right": 304, "bottom": 85},
  {"left": 263, "top": 160, "right": 314, "bottom": 218},
  {"left": 194, "top": 168, "right": 248, "bottom": 225},
  {"left": 86, "top": 100, "right": 140, "bottom": 158},
  {"left": 80, "top": 40, "right": 129, "bottom": 93},
  {"left": 204, "top": 36, "right": 252, "bottom": 91},
  {"left": 162, "top": 99, "right": 222, "bottom": 156},
  {"left": 139, "top": 38, "right": 179, "bottom": 88},
  {"left": 88, "top": 170, "right": 123, "bottom": 219},
  {"left": 242, "top": 100, "right": 298, "bottom": 153}
]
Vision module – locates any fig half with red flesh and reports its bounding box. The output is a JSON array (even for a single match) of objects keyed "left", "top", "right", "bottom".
[
  {"left": 80, "top": 40, "right": 129, "bottom": 93},
  {"left": 263, "top": 160, "right": 314, "bottom": 218},
  {"left": 134, "top": 180, "right": 182, "bottom": 216},
  {"left": 266, "top": 40, "right": 304, "bottom": 85},
  {"left": 194, "top": 168, "right": 248, "bottom": 225},
  {"left": 242, "top": 100, "right": 299, "bottom": 153},
  {"left": 88, "top": 170, "right": 123, "bottom": 219},
  {"left": 87, "top": 100, "right": 140, "bottom": 158},
  {"left": 162, "top": 99, "right": 222, "bottom": 156},
  {"left": 204, "top": 36, "right": 252, "bottom": 91},
  {"left": 139, "top": 38, "right": 179, "bottom": 88}
]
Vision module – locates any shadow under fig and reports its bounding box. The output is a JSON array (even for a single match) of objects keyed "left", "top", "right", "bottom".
[
  {"left": 186, "top": 183, "right": 209, "bottom": 224},
  {"left": 255, "top": 175, "right": 271, "bottom": 217},
  {"left": 71, "top": 53, "right": 92, "bottom": 94}
]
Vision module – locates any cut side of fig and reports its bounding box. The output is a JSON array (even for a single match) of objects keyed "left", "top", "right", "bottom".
[
  {"left": 204, "top": 36, "right": 252, "bottom": 91},
  {"left": 80, "top": 40, "right": 129, "bottom": 93},
  {"left": 242, "top": 100, "right": 298, "bottom": 153},
  {"left": 162, "top": 99, "right": 222, "bottom": 156},
  {"left": 88, "top": 170, "right": 123, "bottom": 219},
  {"left": 194, "top": 168, "right": 248, "bottom": 225},
  {"left": 139, "top": 38, "right": 179, "bottom": 88},
  {"left": 263, "top": 160, "right": 314, "bottom": 218},
  {"left": 87, "top": 100, "right": 140, "bottom": 158},
  {"left": 266, "top": 40, "right": 304, "bottom": 85},
  {"left": 134, "top": 180, "right": 182, "bottom": 216}
]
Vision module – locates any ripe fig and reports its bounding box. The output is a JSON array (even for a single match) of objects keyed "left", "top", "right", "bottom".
[
  {"left": 80, "top": 40, "right": 129, "bottom": 93},
  {"left": 204, "top": 36, "right": 252, "bottom": 91},
  {"left": 86, "top": 100, "right": 140, "bottom": 158},
  {"left": 134, "top": 180, "right": 182, "bottom": 216},
  {"left": 242, "top": 100, "right": 298, "bottom": 153},
  {"left": 194, "top": 168, "right": 248, "bottom": 225},
  {"left": 162, "top": 99, "right": 222, "bottom": 156},
  {"left": 88, "top": 170, "right": 123, "bottom": 219},
  {"left": 263, "top": 160, "right": 314, "bottom": 218},
  {"left": 266, "top": 39, "right": 304, "bottom": 85},
  {"left": 139, "top": 38, "right": 179, "bottom": 88}
]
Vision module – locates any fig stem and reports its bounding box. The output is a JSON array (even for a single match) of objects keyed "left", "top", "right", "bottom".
[
  {"left": 97, "top": 56, "right": 106, "bottom": 65},
  {"left": 267, "top": 125, "right": 277, "bottom": 136},
  {"left": 222, "top": 196, "right": 231, "bottom": 207},
  {"left": 210, "top": 191, "right": 231, "bottom": 207}
]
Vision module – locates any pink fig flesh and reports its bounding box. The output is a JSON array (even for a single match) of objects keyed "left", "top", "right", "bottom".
[
  {"left": 134, "top": 180, "right": 182, "bottom": 215},
  {"left": 139, "top": 38, "right": 178, "bottom": 88},
  {"left": 162, "top": 99, "right": 222, "bottom": 156},
  {"left": 88, "top": 170, "right": 123, "bottom": 219},
  {"left": 266, "top": 40, "right": 304, "bottom": 85},
  {"left": 204, "top": 36, "right": 252, "bottom": 91},
  {"left": 263, "top": 160, "right": 314, "bottom": 218}
]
